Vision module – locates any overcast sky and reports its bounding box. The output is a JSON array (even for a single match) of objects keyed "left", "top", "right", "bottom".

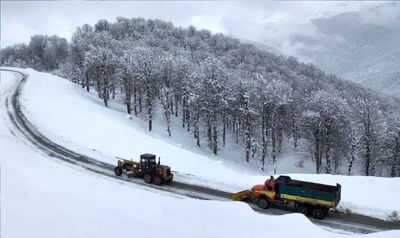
[{"left": 1, "top": 1, "right": 398, "bottom": 57}]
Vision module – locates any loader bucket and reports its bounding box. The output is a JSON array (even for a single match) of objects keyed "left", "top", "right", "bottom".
[{"left": 231, "top": 190, "right": 252, "bottom": 201}]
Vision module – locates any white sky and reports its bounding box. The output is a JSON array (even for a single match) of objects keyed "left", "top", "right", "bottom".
[{"left": 0, "top": 1, "right": 397, "bottom": 55}]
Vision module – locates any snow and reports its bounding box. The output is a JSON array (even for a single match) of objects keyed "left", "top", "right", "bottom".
[
  {"left": 1, "top": 68, "right": 399, "bottom": 237},
  {"left": 19, "top": 69, "right": 264, "bottom": 191},
  {"left": 2, "top": 136, "right": 391, "bottom": 238},
  {"left": 5, "top": 68, "right": 398, "bottom": 221}
]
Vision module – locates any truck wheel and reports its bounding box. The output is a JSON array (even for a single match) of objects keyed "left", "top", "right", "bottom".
[
  {"left": 257, "top": 198, "right": 270, "bottom": 209},
  {"left": 144, "top": 174, "right": 152, "bottom": 183},
  {"left": 114, "top": 166, "right": 122, "bottom": 176},
  {"left": 312, "top": 208, "right": 326, "bottom": 220},
  {"left": 297, "top": 205, "right": 309, "bottom": 215},
  {"left": 153, "top": 176, "right": 162, "bottom": 186}
]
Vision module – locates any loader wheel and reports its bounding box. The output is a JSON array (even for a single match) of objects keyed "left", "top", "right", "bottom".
[
  {"left": 144, "top": 174, "right": 152, "bottom": 183},
  {"left": 132, "top": 169, "right": 140, "bottom": 178},
  {"left": 153, "top": 176, "right": 162, "bottom": 186},
  {"left": 165, "top": 178, "right": 173, "bottom": 184},
  {"left": 114, "top": 166, "right": 123, "bottom": 176},
  {"left": 297, "top": 205, "right": 309, "bottom": 216},
  {"left": 257, "top": 197, "right": 270, "bottom": 209},
  {"left": 312, "top": 208, "right": 326, "bottom": 220}
]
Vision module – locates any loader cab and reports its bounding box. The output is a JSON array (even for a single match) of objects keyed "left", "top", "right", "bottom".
[{"left": 140, "top": 153, "right": 156, "bottom": 172}]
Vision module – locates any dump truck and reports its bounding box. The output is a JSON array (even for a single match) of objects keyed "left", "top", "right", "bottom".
[
  {"left": 114, "top": 153, "right": 173, "bottom": 186},
  {"left": 232, "top": 175, "right": 341, "bottom": 219}
]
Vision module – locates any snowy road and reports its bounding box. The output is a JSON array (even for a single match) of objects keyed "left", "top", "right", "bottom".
[{"left": 2, "top": 69, "right": 400, "bottom": 234}]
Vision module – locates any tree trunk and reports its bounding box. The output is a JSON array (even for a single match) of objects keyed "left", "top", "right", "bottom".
[
  {"left": 245, "top": 103, "right": 251, "bottom": 163},
  {"left": 167, "top": 125, "right": 171, "bottom": 137},
  {"left": 236, "top": 120, "right": 240, "bottom": 144},
  {"left": 196, "top": 111, "right": 200, "bottom": 147},
  {"left": 272, "top": 128, "right": 277, "bottom": 173},
  {"left": 102, "top": 77, "right": 108, "bottom": 107},
  {"left": 125, "top": 78, "right": 131, "bottom": 114},
  {"left": 261, "top": 113, "right": 267, "bottom": 171},
  {"left": 277, "top": 129, "right": 283, "bottom": 153},
  {"left": 170, "top": 100, "right": 174, "bottom": 116},
  {"left": 325, "top": 146, "right": 331, "bottom": 174},
  {"left": 85, "top": 71, "right": 90, "bottom": 92},
  {"left": 207, "top": 115, "right": 212, "bottom": 150},
  {"left": 186, "top": 108, "right": 190, "bottom": 132},
  {"left": 348, "top": 144, "right": 355, "bottom": 175},
  {"left": 81, "top": 74, "right": 85, "bottom": 88},
  {"left": 396, "top": 135, "right": 400, "bottom": 177},
  {"left": 147, "top": 88, "right": 152, "bottom": 132},
  {"left": 175, "top": 96, "right": 179, "bottom": 117},
  {"left": 222, "top": 114, "right": 226, "bottom": 148},
  {"left": 126, "top": 101, "right": 131, "bottom": 114},
  {"left": 364, "top": 108, "right": 372, "bottom": 176},
  {"left": 133, "top": 86, "right": 137, "bottom": 116},
  {"left": 103, "top": 96, "right": 108, "bottom": 107},
  {"left": 325, "top": 124, "right": 332, "bottom": 174},
  {"left": 182, "top": 99, "right": 186, "bottom": 128},
  {"left": 365, "top": 133, "right": 371, "bottom": 176},
  {"left": 139, "top": 90, "right": 143, "bottom": 113},
  {"left": 213, "top": 123, "right": 218, "bottom": 155},
  {"left": 111, "top": 74, "right": 116, "bottom": 100},
  {"left": 314, "top": 128, "right": 321, "bottom": 174},
  {"left": 96, "top": 69, "right": 101, "bottom": 97}
]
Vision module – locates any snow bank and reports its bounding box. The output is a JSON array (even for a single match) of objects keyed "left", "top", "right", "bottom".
[
  {"left": 2, "top": 70, "right": 399, "bottom": 238},
  {"left": 10, "top": 68, "right": 400, "bottom": 221}
]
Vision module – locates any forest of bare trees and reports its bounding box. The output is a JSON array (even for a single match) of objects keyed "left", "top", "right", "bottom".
[{"left": 1, "top": 17, "right": 399, "bottom": 177}]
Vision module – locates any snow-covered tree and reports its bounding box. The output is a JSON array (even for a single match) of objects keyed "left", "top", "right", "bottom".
[{"left": 4, "top": 17, "right": 400, "bottom": 176}]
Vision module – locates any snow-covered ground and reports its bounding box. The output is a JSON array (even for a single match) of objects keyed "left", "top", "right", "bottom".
[
  {"left": 11, "top": 68, "right": 400, "bottom": 221},
  {"left": 1, "top": 69, "right": 399, "bottom": 238},
  {"left": 3, "top": 136, "right": 395, "bottom": 238}
]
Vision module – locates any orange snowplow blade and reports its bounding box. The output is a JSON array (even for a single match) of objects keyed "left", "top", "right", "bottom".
[{"left": 231, "top": 190, "right": 252, "bottom": 201}]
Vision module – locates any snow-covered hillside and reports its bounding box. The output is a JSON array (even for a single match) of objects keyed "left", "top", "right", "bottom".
[
  {"left": 3, "top": 16, "right": 399, "bottom": 179},
  {"left": 4, "top": 70, "right": 400, "bottom": 237},
  {"left": 3, "top": 68, "right": 400, "bottom": 237},
  {"left": 4, "top": 68, "right": 400, "bottom": 237},
  {"left": 1, "top": 68, "right": 396, "bottom": 222},
  {"left": 344, "top": 49, "right": 400, "bottom": 96},
  {"left": 285, "top": 10, "right": 400, "bottom": 97}
]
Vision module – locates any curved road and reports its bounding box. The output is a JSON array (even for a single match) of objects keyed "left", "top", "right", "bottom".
[{"left": 2, "top": 69, "right": 400, "bottom": 234}]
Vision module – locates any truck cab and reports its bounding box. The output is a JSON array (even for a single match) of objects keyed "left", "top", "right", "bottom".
[{"left": 251, "top": 176, "right": 277, "bottom": 203}]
